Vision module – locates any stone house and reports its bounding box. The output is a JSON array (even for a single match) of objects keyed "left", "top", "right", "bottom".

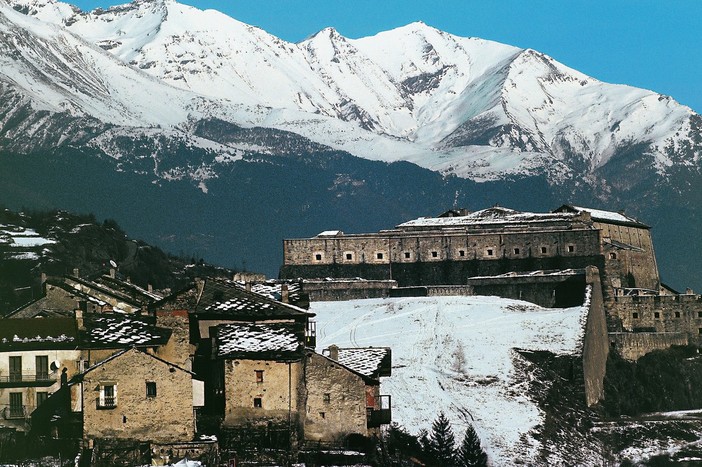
[
  {"left": 0, "top": 318, "right": 80, "bottom": 433},
  {"left": 67, "top": 347, "right": 204, "bottom": 444}
]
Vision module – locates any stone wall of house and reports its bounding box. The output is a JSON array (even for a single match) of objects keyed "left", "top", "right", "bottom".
[
  {"left": 609, "top": 332, "right": 690, "bottom": 361},
  {"left": 81, "top": 349, "right": 195, "bottom": 443},
  {"left": 222, "top": 358, "right": 304, "bottom": 430},
  {"left": 155, "top": 311, "right": 194, "bottom": 371},
  {"left": 303, "top": 353, "right": 370, "bottom": 442},
  {"left": 581, "top": 267, "right": 609, "bottom": 407},
  {"left": 301, "top": 280, "right": 397, "bottom": 302}
]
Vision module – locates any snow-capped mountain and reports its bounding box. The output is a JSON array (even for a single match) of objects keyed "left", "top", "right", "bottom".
[
  {"left": 7, "top": 0, "right": 702, "bottom": 183},
  {"left": 2, "top": 0, "right": 702, "bottom": 289}
]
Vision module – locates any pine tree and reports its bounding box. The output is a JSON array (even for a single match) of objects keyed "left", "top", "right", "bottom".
[
  {"left": 427, "top": 411, "right": 456, "bottom": 465},
  {"left": 457, "top": 423, "right": 488, "bottom": 467}
]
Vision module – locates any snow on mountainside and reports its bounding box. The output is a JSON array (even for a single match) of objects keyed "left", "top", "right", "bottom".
[
  {"left": 313, "top": 295, "right": 596, "bottom": 465},
  {"left": 8, "top": 0, "right": 702, "bottom": 183}
]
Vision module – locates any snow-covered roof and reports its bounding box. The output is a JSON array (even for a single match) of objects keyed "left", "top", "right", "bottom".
[
  {"left": 316, "top": 230, "right": 343, "bottom": 237},
  {"left": 216, "top": 323, "right": 303, "bottom": 359},
  {"left": 325, "top": 347, "right": 391, "bottom": 378},
  {"left": 0, "top": 318, "right": 77, "bottom": 350},
  {"left": 81, "top": 315, "right": 171, "bottom": 348},
  {"left": 397, "top": 207, "right": 579, "bottom": 230},
  {"left": 556, "top": 205, "right": 648, "bottom": 228},
  {"left": 196, "top": 278, "right": 313, "bottom": 319}
]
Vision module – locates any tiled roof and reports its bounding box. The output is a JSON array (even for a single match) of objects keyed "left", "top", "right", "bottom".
[
  {"left": 81, "top": 315, "right": 171, "bottom": 348},
  {"left": 0, "top": 318, "right": 77, "bottom": 350},
  {"left": 196, "top": 278, "right": 313, "bottom": 320},
  {"left": 249, "top": 281, "right": 302, "bottom": 303},
  {"left": 216, "top": 323, "right": 304, "bottom": 359},
  {"left": 326, "top": 347, "right": 391, "bottom": 378}
]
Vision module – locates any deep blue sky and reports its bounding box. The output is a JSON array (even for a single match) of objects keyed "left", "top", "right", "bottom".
[{"left": 72, "top": 0, "right": 702, "bottom": 113}]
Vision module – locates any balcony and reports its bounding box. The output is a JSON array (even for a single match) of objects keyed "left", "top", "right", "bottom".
[
  {"left": 367, "top": 395, "right": 391, "bottom": 428},
  {"left": 2, "top": 405, "right": 29, "bottom": 420},
  {"left": 96, "top": 396, "right": 116, "bottom": 409},
  {"left": 0, "top": 374, "right": 56, "bottom": 388}
]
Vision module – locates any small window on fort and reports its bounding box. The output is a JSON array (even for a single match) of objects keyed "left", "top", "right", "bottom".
[
  {"left": 699, "top": 328, "right": 702, "bottom": 335},
  {"left": 486, "top": 249, "right": 494, "bottom": 257},
  {"left": 632, "top": 312, "right": 639, "bottom": 319},
  {"left": 541, "top": 247, "right": 548, "bottom": 254},
  {"left": 698, "top": 312, "right": 702, "bottom": 318},
  {"left": 514, "top": 248, "right": 520, "bottom": 255},
  {"left": 315, "top": 253, "right": 322, "bottom": 261},
  {"left": 458, "top": 250, "right": 465, "bottom": 257},
  {"left": 319, "top": 412, "right": 326, "bottom": 419},
  {"left": 255, "top": 370, "right": 264, "bottom": 383},
  {"left": 609, "top": 252, "right": 617, "bottom": 260},
  {"left": 567, "top": 245, "right": 575, "bottom": 253},
  {"left": 254, "top": 397, "right": 262, "bottom": 408},
  {"left": 654, "top": 312, "right": 660, "bottom": 319},
  {"left": 346, "top": 253, "right": 353, "bottom": 260},
  {"left": 323, "top": 393, "right": 331, "bottom": 403},
  {"left": 431, "top": 251, "right": 438, "bottom": 258},
  {"left": 675, "top": 311, "right": 681, "bottom": 318},
  {"left": 377, "top": 253, "right": 384, "bottom": 260},
  {"left": 146, "top": 382, "right": 157, "bottom": 398},
  {"left": 404, "top": 252, "right": 411, "bottom": 259}
]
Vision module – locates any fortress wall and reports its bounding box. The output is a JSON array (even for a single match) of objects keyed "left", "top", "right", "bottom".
[
  {"left": 609, "top": 332, "right": 690, "bottom": 361},
  {"left": 582, "top": 266, "right": 610, "bottom": 406}
]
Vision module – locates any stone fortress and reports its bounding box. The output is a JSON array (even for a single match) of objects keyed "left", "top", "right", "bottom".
[{"left": 281, "top": 205, "right": 702, "bottom": 360}]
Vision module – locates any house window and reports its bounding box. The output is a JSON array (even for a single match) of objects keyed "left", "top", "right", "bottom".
[
  {"left": 255, "top": 370, "right": 264, "bottom": 383},
  {"left": 404, "top": 252, "right": 411, "bottom": 259},
  {"left": 431, "top": 251, "right": 438, "bottom": 258},
  {"left": 99, "top": 384, "right": 116, "bottom": 409},
  {"left": 632, "top": 312, "right": 639, "bottom": 319},
  {"left": 315, "top": 253, "right": 322, "bottom": 261},
  {"left": 146, "top": 382, "right": 157, "bottom": 398},
  {"left": 675, "top": 311, "right": 681, "bottom": 318},
  {"left": 9, "top": 393, "right": 22, "bottom": 419},
  {"left": 541, "top": 246, "right": 548, "bottom": 254},
  {"left": 376, "top": 252, "right": 384, "bottom": 260},
  {"left": 514, "top": 248, "right": 520, "bottom": 255},
  {"left": 654, "top": 312, "right": 660, "bottom": 319},
  {"left": 486, "top": 249, "right": 494, "bottom": 257},
  {"left": 458, "top": 250, "right": 466, "bottom": 257},
  {"left": 567, "top": 245, "right": 575, "bottom": 253},
  {"left": 36, "top": 391, "right": 49, "bottom": 407},
  {"left": 36, "top": 356, "right": 49, "bottom": 381},
  {"left": 254, "top": 397, "right": 262, "bottom": 408},
  {"left": 9, "top": 356, "right": 22, "bottom": 383},
  {"left": 323, "top": 393, "right": 331, "bottom": 403},
  {"left": 609, "top": 252, "right": 617, "bottom": 260}
]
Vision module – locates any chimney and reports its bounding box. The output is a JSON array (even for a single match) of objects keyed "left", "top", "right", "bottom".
[
  {"left": 147, "top": 284, "right": 153, "bottom": 293},
  {"left": 109, "top": 268, "right": 116, "bottom": 278},
  {"left": 245, "top": 282, "right": 252, "bottom": 292},
  {"left": 328, "top": 344, "right": 339, "bottom": 361},
  {"left": 40, "top": 272, "right": 47, "bottom": 285},
  {"left": 687, "top": 288, "right": 694, "bottom": 295},
  {"left": 75, "top": 309, "right": 85, "bottom": 331},
  {"left": 72, "top": 268, "right": 80, "bottom": 277},
  {"left": 281, "top": 284, "right": 289, "bottom": 303}
]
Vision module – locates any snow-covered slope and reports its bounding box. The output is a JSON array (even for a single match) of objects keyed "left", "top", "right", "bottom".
[
  {"left": 8, "top": 0, "right": 701, "bottom": 183},
  {"left": 312, "top": 295, "right": 592, "bottom": 465}
]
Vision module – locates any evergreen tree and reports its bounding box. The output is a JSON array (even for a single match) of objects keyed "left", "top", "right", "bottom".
[
  {"left": 457, "top": 423, "right": 488, "bottom": 467},
  {"left": 427, "top": 412, "right": 456, "bottom": 465}
]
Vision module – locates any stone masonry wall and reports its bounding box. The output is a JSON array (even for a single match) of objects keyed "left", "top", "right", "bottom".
[
  {"left": 609, "top": 332, "right": 690, "bottom": 361},
  {"left": 609, "top": 295, "right": 702, "bottom": 340},
  {"left": 81, "top": 349, "right": 195, "bottom": 443},
  {"left": 303, "top": 353, "right": 369, "bottom": 442},
  {"left": 582, "top": 267, "right": 609, "bottom": 406},
  {"left": 222, "top": 359, "right": 304, "bottom": 429}
]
